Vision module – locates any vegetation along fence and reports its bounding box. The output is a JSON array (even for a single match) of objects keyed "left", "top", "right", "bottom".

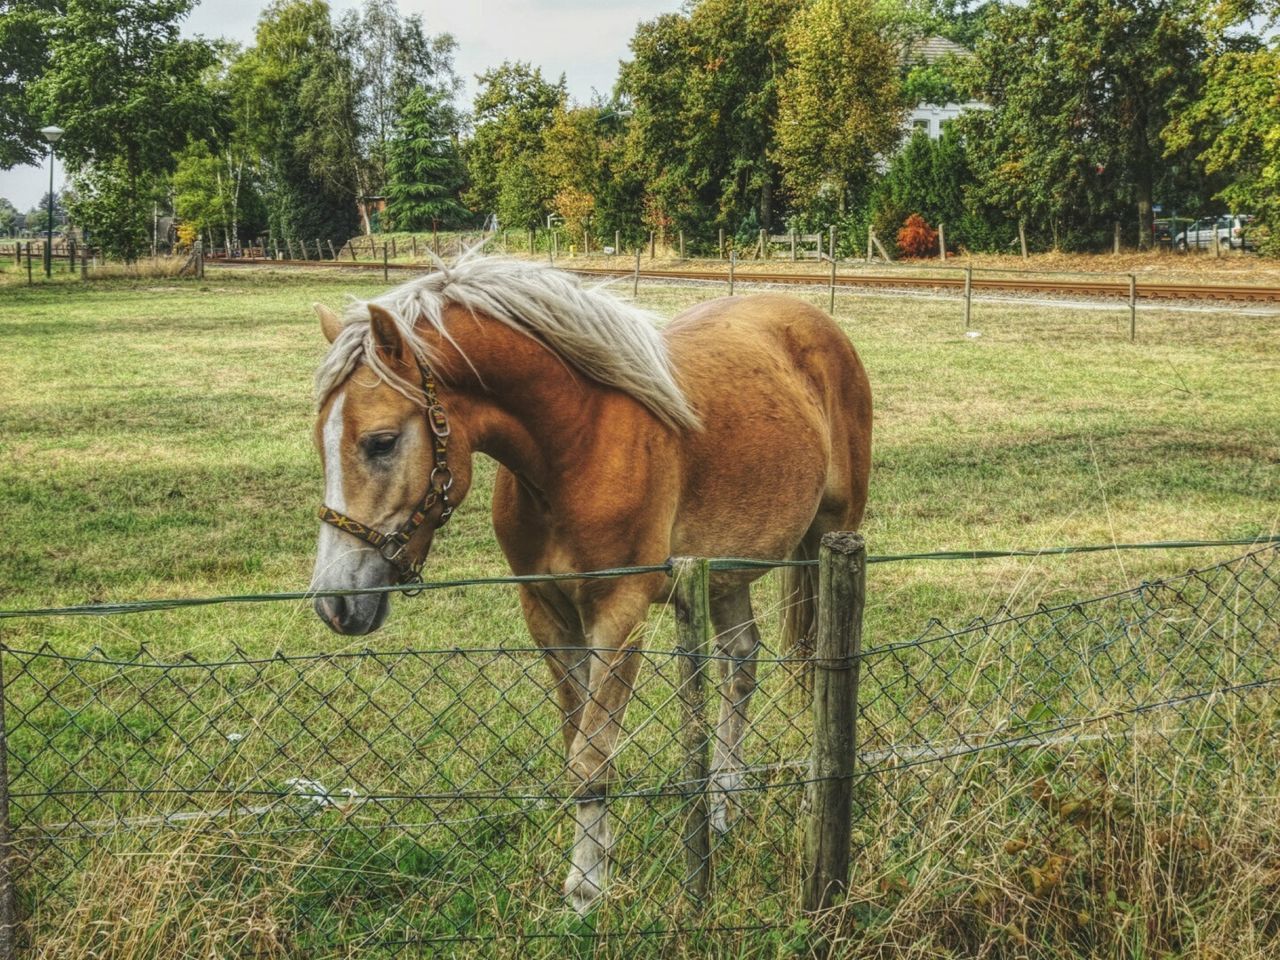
[{"left": 0, "top": 535, "right": 1277, "bottom": 956}]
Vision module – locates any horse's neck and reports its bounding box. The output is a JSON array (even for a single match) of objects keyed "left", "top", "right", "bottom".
[{"left": 426, "top": 311, "right": 624, "bottom": 489}]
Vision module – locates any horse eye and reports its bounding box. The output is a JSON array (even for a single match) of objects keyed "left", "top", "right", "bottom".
[{"left": 364, "top": 434, "right": 400, "bottom": 458}]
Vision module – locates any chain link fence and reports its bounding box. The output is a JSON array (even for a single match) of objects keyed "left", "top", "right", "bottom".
[{"left": 0, "top": 540, "right": 1277, "bottom": 956}]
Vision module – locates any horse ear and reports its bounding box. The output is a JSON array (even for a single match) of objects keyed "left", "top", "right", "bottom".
[
  {"left": 314, "top": 302, "right": 344, "bottom": 343},
  {"left": 367, "top": 304, "right": 415, "bottom": 372}
]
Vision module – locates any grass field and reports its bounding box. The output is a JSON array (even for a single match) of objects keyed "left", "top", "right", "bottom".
[{"left": 0, "top": 266, "right": 1278, "bottom": 958}]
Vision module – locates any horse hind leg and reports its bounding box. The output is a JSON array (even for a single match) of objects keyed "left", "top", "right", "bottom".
[{"left": 708, "top": 586, "right": 761, "bottom": 834}]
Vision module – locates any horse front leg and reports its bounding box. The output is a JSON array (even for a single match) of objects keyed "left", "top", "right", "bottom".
[
  {"left": 709, "top": 588, "right": 761, "bottom": 834},
  {"left": 562, "top": 603, "right": 648, "bottom": 915}
]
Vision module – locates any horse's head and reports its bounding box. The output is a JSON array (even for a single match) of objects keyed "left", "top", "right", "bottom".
[{"left": 310, "top": 301, "right": 468, "bottom": 634}]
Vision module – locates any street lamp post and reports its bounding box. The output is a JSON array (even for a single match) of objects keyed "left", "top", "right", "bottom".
[{"left": 39, "top": 125, "right": 64, "bottom": 278}]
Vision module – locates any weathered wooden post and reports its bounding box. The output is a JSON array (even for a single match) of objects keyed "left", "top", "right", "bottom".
[
  {"left": 297, "top": 238, "right": 307, "bottom": 260},
  {"left": 649, "top": 230, "right": 655, "bottom": 260},
  {"left": 718, "top": 228, "right": 725, "bottom": 260},
  {"left": 551, "top": 230, "right": 558, "bottom": 262},
  {"left": 0, "top": 647, "right": 17, "bottom": 960},
  {"left": 327, "top": 240, "right": 337, "bottom": 261},
  {"left": 828, "top": 224, "right": 836, "bottom": 263},
  {"left": 938, "top": 222, "right": 946, "bottom": 261},
  {"left": 672, "top": 557, "right": 714, "bottom": 906},
  {"left": 1114, "top": 222, "right": 1122, "bottom": 256},
  {"left": 679, "top": 230, "right": 685, "bottom": 260},
  {"left": 633, "top": 248, "right": 641, "bottom": 298},
  {"left": 790, "top": 230, "right": 798, "bottom": 261},
  {"left": 1020, "top": 220, "right": 1029, "bottom": 260},
  {"left": 615, "top": 230, "right": 621, "bottom": 257},
  {"left": 25, "top": 243, "right": 32, "bottom": 285},
  {"left": 865, "top": 229, "right": 873, "bottom": 263},
  {"left": 382, "top": 242, "right": 388, "bottom": 281},
  {"left": 196, "top": 240, "right": 204, "bottom": 279},
  {"left": 390, "top": 237, "right": 397, "bottom": 259},
  {"left": 528, "top": 229, "right": 535, "bottom": 256},
  {"left": 829, "top": 253, "right": 837, "bottom": 314},
  {"left": 729, "top": 249, "right": 736, "bottom": 296},
  {"left": 315, "top": 238, "right": 323, "bottom": 260},
  {"left": 802, "top": 532, "right": 864, "bottom": 915},
  {"left": 759, "top": 228, "right": 767, "bottom": 260},
  {"left": 963, "top": 265, "right": 973, "bottom": 329},
  {"left": 1129, "top": 274, "right": 1137, "bottom": 342}
]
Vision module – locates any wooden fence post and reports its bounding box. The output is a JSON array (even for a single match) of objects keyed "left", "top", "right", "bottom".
[
  {"left": 327, "top": 240, "right": 337, "bottom": 261},
  {"left": 0, "top": 648, "right": 18, "bottom": 960},
  {"left": 649, "top": 231, "right": 655, "bottom": 260},
  {"left": 314, "top": 238, "right": 323, "bottom": 261},
  {"left": 791, "top": 230, "right": 798, "bottom": 261},
  {"left": 802, "top": 532, "right": 864, "bottom": 915},
  {"left": 729, "top": 249, "right": 736, "bottom": 296},
  {"left": 633, "top": 248, "right": 641, "bottom": 298},
  {"left": 1129, "top": 274, "right": 1137, "bottom": 342},
  {"left": 1020, "top": 220, "right": 1029, "bottom": 260},
  {"left": 25, "top": 243, "right": 32, "bottom": 286},
  {"left": 759, "top": 228, "right": 767, "bottom": 260},
  {"left": 963, "top": 265, "right": 973, "bottom": 330},
  {"left": 196, "top": 240, "right": 204, "bottom": 279},
  {"left": 1114, "top": 222, "right": 1122, "bottom": 256},
  {"left": 672, "top": 557, "right": 713, "bottom": 906},
  {"left": 615, "top": 230, "right": 621, "bottom": 257},
  {"left": 829, "top": 253, "right": 837, "bottom": 315},
  {"left": 938, "top": 222, "right": 946, "bottom": 261},
  {"left": 718, "top": 228, "right": 725, "bottom": 260},
  {"left": 382, "top": 242, "right": 388, "bottom": 281},
  {"left": 679, "top": 230, "right": 685, "bottom": 260}
]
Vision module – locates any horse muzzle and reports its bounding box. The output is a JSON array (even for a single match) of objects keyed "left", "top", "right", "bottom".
[{"left": 314, "top": 591, "right": 390, "bottom": 635}]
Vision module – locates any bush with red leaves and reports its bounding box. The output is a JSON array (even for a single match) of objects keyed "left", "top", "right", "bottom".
[{"left": 896, "top": 213, "right": 939, "bottom": 259}]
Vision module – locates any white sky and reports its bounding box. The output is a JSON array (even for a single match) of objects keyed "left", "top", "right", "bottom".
[{"left": 0, "top": 0, "right": 682, "bottom": 210}]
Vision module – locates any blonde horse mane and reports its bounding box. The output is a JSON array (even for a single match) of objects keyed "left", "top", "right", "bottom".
[{"left": 314, "top": 254, "right": 700, "bottom": 431}]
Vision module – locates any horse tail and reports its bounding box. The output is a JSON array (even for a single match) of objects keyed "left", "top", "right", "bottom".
[{"left": 780, "top": 530, "right": 821, "bottom": 656}]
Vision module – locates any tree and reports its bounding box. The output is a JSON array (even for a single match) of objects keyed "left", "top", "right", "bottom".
[
  {"left": 231, "top": 1, "right": 359, "bottom": 245},
  {"left": 23, "top": 0, "right": 215, "bottom": 258},
  {"left": 775, "top": 0, "right": 906, "bottom": 216},
  {"left": 343, "top": 0, "right": 458, "bottom": 200},
  {"left": 385, "top": 86, "right": 469, "bottom": 230},
  {"left": 0, "top": 198, "right": 17, "bottom": 235},
  {"left": 465, "top": 62, "right": 565, "bottom": 229},
  {"left": 620, "top": 0, "right": 803, "bottom": 240},
  {"left": 0, "top": 0, "right": 56, "bottom": 168},
  {"left": 1164, "top": 2, "right": 1280, "bottom": 253},
  {"left": 960, "top": 0, "right": 1210, "bottom": 250}
]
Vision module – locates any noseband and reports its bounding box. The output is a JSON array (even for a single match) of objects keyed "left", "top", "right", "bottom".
[{"left": 317, "top": 363, "right": 454, "bottom": 586}]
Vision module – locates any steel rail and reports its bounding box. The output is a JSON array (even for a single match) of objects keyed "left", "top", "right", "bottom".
[{"left": 206, "top": 256, "right": 1280, "bottom": 303}]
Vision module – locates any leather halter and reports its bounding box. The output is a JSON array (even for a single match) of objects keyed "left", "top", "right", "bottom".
[{"left": 317, "top": 363, "right": 454, "bottom": 585}]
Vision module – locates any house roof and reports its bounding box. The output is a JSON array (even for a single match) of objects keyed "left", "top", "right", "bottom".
[{"left": 909, "top": 35, "right": 971, "bottom": 64}]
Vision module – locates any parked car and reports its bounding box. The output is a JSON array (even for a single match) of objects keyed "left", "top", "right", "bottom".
[{"left": 1175, "top": 214, "right": 1255, "bottom": 251}]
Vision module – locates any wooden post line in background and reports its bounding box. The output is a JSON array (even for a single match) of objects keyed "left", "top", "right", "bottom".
[
  {"left": 802, "top": 532, "right": 864, "bottom": 917},
  {"left": 673, "top": 557, "right": 714, "bottom": 906}
]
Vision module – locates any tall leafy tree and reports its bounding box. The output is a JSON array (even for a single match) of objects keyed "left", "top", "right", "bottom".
[
  {"left": 231, "top": 0, "right": 359, "bottom": 245},
  {"left": 465, "top": 62, "right": 565, "bottom": 229},
  {"left": 620, "top": 0, "right": 802, "bottom": 240},
  {"left": 961, "top": 0, "right": 1210, "bottom": 249},
  {"left": 20, "top": 0, "right": 214, "bottom": 258},
  {"left": 1164, "top": 0, "right": 1280, "bottom": 252},
  {"left": 0, "top": 0, "right": 56, "bottom": 168},
  {"left": 344, "top": 0, "right": 458, "bottom": 199},
  {"left": 775, "top": 0, "right": 906, "bottom": 217},
  {"left": 385, "top": 86, "right": 468, "bottom": 229}
]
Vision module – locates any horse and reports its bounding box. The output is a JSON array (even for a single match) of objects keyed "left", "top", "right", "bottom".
[{"left": 308, "top": 257, "right": 871, "bottom": 913}]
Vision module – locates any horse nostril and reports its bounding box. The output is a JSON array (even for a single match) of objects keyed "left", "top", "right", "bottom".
[{"left": 315, "top": 595, "right": 348, "bottom": 630}]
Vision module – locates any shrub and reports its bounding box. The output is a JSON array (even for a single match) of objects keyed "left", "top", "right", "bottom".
[{"left": 897, "top": 213, "right": 939, "bottom": 259}]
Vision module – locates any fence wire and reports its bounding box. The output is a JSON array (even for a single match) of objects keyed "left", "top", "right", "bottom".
[{"left": 0, "top": 542, "right": 1277, "bottom": 956}]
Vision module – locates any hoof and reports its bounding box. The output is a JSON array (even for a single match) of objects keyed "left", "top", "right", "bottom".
[{"left": 564, "top": 868, "right": 604, "bottom": 916}]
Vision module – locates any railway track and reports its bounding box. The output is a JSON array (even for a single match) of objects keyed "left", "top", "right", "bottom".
[{"left": 208, "top": 256, "right": 1280, "bottom": 304}]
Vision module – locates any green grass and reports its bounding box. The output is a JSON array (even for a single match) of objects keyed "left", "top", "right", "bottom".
[{"left": 1, "top": 267, "right": 1278, "bottom": 959}]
